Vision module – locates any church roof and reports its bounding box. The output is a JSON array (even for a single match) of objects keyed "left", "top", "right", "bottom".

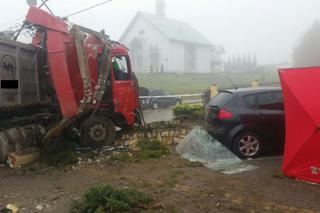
[{"left": 121, "top": 12, "right": 213, "bottom": 47}]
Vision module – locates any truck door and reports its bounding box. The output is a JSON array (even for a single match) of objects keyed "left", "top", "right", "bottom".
[{"left": 111, "top": 55, "right": 138, "bottom": 125}]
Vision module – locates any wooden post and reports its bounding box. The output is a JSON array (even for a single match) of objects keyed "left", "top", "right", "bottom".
[
  {"left": 210, "top": 84, "right": 218, "bottom": 99},
  {"left": 251, "top": 80, "right": 259, "bottom": 88}
]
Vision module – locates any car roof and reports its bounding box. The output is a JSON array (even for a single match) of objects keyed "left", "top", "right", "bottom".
[{"left": 219, "top": 87, "right": 282, "bottom": 96}]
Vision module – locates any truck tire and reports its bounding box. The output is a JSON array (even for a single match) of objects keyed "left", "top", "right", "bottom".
[
  {"left": 0, "top": 133, "right": 9, "bottom": 163},
  {"left": 80, "top": 116, "right": 116, "bottom": 147},
  {"left": 0, "top": 132, "right": 15, "bottom": 164}
]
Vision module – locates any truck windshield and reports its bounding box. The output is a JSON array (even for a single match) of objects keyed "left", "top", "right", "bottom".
[{"left": 112, "top": 56, "right": 130, "bottom": 81}]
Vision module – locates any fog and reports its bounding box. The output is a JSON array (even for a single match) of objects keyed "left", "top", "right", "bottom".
[{"left": 1, "top": 0, "right": 320, "bottom": 65}]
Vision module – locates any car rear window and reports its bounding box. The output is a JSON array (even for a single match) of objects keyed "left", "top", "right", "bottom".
[{"left": 209, "top": 91, "right": 234, "bottom": 106}]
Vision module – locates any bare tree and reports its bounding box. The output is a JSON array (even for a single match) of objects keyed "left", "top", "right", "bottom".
[{"left": 293, "top": 21, "right": 320, "bottom": 67}]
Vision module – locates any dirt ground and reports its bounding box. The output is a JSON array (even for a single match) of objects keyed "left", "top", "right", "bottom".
[{"left": 1, "top": 147, "right": 320, "bottom": 213}]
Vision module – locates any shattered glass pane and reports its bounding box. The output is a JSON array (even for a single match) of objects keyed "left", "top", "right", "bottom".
[{"left": 176, "top": 126, "right": 258, "bottom": 174}]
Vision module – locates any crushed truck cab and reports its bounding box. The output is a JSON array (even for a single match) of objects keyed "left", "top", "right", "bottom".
[{"left": 0, "top": 7, "right": 142, "bottom": 164}]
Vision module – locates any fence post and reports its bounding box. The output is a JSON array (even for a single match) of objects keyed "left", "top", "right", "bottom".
[
  {"left": 251, "top": 80, "right": 259, "bottom": 88},
  {"left": 210, "top": 84, "right": 218, "bottom": 99}
]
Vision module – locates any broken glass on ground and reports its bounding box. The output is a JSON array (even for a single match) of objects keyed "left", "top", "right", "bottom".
[{"left": 176, "top": 126, "right": 258, "bottom": 174}]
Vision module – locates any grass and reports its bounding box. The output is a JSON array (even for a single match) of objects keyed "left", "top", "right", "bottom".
[
  {"left": 38, "top": 137, "right": 78, "bottom": 166},
  {"left": 136, "top": 72, "right": 280, "bottom": 94},
  {"left": 272, "top": 170, "right": 285, "bottom": 179},
  {"left": 105, "top": 140, "right": 170, "bottom": 165},
  {"left": 70, "top": 185, "right": 152, "bottom": 213},
  {"left": 136, "top": 139, "right": 170, "bottom": 159},
  {"left": 167, "top": 170, "right": 185, "bottom": 187},
  {"left": 106, "top": 152, "right": 136, "bottom": 165},
  {"left": 38, "top": 137, "right": 170, "bottom": 167},
  {"left": 185, "top": 160, "right": 203, "bottom": 168}
]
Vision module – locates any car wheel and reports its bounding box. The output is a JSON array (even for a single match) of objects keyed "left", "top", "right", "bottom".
[
  {"left": 153, "top": 102, "right": 159, "bottom": 109},
  {"left": 232, "top": 131, "right": 262, "bottom": 159}
]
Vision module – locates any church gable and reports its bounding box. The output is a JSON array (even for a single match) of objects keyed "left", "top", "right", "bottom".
[{"left": 119, "top": 0, "right": 219, "bottom": 73}]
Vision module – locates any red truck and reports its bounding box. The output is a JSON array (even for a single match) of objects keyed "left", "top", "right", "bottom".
[{"left": 0, "top": 7, "right": 143, "bottom": 163}]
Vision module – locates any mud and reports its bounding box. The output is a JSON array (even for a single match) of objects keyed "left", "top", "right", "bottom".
[{"left": 0, "top": 149, "right": 319, "bottom": 213}]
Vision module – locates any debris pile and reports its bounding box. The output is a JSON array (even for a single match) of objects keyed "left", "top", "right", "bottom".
[
  {"left": 176, "top": 126, "right": 257, "bottom": 174},
  {"left": 118, "top": 124, "right": 192, "bottom": 147},
  {"left": 93, "top": 140, "right": 170, "bottom": 166},
  {"left": 2, "top": 120, "right": 196, "bottom": 171},
  {"left": 0, "top": 204, "right": 18, "bottom": 213}
]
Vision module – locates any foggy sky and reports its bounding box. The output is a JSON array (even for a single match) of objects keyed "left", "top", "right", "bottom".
[{"left": 1, "top": 0, "right": 320, "bottom": 65}]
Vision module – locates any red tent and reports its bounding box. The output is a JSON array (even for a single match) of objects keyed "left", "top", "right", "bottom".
[{"left": 279, "top": 67, "right": 320, "bottom": 183}]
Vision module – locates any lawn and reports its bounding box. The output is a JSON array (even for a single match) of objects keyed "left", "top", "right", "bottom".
[{"left": 136, "top": 72, "right": 280, "bottom": 94}]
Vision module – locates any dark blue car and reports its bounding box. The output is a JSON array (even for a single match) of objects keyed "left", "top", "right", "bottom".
[
  {"left": 205, "top": 87, "right": 285, "bottom": 158},
  {"left": 140, "top": 89, "right": 182, "bottom": 109}
]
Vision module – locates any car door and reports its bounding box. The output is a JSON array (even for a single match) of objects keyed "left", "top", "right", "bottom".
[
  {"left": 150, "top": 90, "right": 166, "bottom": 107},
  {"left": 255, "top": 91, "right": 285, "bottom": 151},
  {"left": 164, "top": 91, "right": 175, "bottom": 106},
  {"left": 240, "top": 93, "right": 259, "bottom": 128}
]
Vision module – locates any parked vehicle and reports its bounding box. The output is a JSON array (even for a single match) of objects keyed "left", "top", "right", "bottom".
[
  {"left": 205, "top": 87, "right": 285, "bottom": 158},
  {"left": 140, "top": 89, "right": 182, "bottom": 109}
]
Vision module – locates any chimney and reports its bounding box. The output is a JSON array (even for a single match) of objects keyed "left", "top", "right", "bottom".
[{"left": 156, "top": 0, "right": 165, "bottom": 17}]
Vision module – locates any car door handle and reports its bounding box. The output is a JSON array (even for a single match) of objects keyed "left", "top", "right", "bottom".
[{"left": 256, "top": 112, "right": 264, "bottom": 116}]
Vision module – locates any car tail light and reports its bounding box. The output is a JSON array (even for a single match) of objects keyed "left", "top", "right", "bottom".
[{"left": 217, "top": 109, "right": 232, "bottom": 120}]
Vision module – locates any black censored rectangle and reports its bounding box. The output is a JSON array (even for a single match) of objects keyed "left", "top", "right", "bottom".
[{"left": 1, "top": 80, "right": 18, "bottom": 89}]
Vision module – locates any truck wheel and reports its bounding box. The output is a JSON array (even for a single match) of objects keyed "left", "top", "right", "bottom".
[
  {"left": 0, "top": 134, "right": 9, "bottom": 163},
  {"left": 80, "top": 116, "right": 116, "bottom": 147}
]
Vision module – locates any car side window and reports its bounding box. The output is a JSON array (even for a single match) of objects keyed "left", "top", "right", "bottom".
[
  {"left": 258, "top": 92, "right": 284, "bottom": 110},
  {"left": 242, "top": 94, "right": 256, "bottom": 108}
]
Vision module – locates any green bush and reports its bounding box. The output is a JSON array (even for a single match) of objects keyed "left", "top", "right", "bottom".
[
  {"left": 173, "top": 104, "right": 203, "bottom": 117},
  {"left": 137, "top": 140, "right": 170, "bottom": 159},
  {"left": 38, "top": 138, "right": 78, "bottom": 166},
  {"left": 70, "top": 185, "right": 152, "bottom": 213}
]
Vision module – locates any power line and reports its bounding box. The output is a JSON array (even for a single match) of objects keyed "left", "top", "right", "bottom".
[
  {"left": 64, "top": 0, "right": 113, "bottom": 18},
  {"left": 4, "top": 0, "right": 113, "bottom": 40},
  {"left": 0, "top": 0, "right": 51, "bottom": 31},
  {"left": 1, "top": 0, "right": 112, "bottom": 31},
  {"left": 0, "top": 17, "right": 24, "bottom": 30},
  {"left": 40, "top": 0, "right": 54, "bottom": 15}
]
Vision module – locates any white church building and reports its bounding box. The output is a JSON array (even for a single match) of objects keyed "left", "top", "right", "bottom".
[{"left": 120, "top": 0, "right": 222, "bottom": 73}]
